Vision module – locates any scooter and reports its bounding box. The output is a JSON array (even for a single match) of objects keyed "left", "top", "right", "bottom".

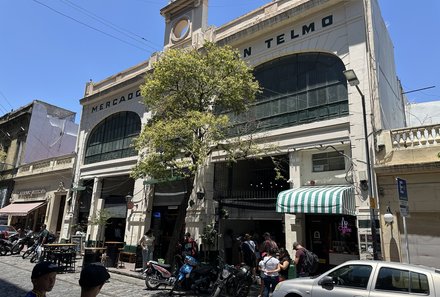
[{"left": 145, "top": 255, "right": 199, "bottom": 294}]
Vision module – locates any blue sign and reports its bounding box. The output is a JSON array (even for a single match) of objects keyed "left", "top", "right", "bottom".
[{"left": 397, "top": 178, "right": 409, "bottom": 217}]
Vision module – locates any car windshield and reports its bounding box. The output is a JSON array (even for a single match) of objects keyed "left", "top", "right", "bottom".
[{"left": 0, "top": 225, "right": 16, "bottom": 232}]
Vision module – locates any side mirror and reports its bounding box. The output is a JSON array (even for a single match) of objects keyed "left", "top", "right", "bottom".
[{"left": 318, "top": 276, "right": 334, "bottom": 287}]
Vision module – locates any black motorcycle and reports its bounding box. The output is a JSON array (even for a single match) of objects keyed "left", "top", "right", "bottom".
[
  {"left": 0, "top": 233, "right": 20, "bottom": 256},
  {"left": 211, "top": 257, "right": 253, "bottom": 297},
  {"left": 11, "top": 230, "right": 36, "bottom": 255}
]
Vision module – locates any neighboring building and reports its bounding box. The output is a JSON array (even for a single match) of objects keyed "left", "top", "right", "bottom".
[
  {"left": 406, "top": 100, "right": 440, "bottom": 126},
  {"left": 375, "top": 124, "right": 440, "bottom": 268},
  {"left": 0, "top": 101, "right": 78, "bottom": 229},
  {"left": 69, "top": 0, "right": 407, "bottom": 268}
]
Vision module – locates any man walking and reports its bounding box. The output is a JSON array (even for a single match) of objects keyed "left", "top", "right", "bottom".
[
  {"left": 25, "top": 261, "right": 60, "bottom": 297},
  {"left": 292, "top": 242, "right": 307, "bottom": 277}
]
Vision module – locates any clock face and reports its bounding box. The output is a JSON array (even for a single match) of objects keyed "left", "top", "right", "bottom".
[{"left": 172, "top": 17, "right": 190, "bottom": 41}]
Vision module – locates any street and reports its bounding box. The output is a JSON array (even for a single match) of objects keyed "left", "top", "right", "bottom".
[{"left": 0, "top": 254, "right": 169, "bottom": 297}]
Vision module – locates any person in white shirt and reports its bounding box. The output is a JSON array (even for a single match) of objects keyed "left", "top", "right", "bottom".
[
  {"left": 262, "top": 248, "right": 280, "bottom": 297},
  {"left": 139, "top": 229, "right": 155, "bottom": 271}
]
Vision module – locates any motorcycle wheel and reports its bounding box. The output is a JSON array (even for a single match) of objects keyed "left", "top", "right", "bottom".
[
  {"left": 211, "top": 285, "right": 223, "bottom": 297},
  {"left": 30, "top": 252, "right": 38, "bottom": 263},
  {"left": 0, "top": 245, "right": 7, "bottom": 256},
  {"left": 11, "top": 243, "right": 24, "bottom": 255},
  {"left": 145, "top": 273, "right": 162, "bottom": 290},
  {"left": 236, "top": 285, "right": 250, "bottom": 297},
  {"left": 22, "top": 248, "right": 33, "bottom": 259}
]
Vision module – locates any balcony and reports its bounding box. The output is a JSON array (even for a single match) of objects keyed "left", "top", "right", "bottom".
[
  {"left": 376, "top": 124, "right": 440, "bottom": 169},
  {"left": 16, "top": 154, "right": 75, "bottom": 177}
]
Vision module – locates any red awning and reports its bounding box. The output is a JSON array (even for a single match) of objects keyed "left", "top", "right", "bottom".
[{"left": 0, "top": 202, "right": 45, "bottom": 216}]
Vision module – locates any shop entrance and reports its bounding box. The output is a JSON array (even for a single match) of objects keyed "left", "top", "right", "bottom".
[
  {"left": 306, "top": 214, "right": 358, "bottom": 272},
  {"left": 151, "top": 206, "right": 179, "bottom": 260}
]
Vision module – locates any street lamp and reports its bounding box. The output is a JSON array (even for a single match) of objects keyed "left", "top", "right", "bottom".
[{"left": 343, "top": 69, "right": 379, "bottom": 260}]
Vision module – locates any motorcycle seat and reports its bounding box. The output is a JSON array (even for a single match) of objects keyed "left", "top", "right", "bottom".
[{"left": 150, "top": 260, "right": 171, "bottom": 268}]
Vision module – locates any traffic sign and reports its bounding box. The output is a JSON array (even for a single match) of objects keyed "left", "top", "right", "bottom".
[{"left": 397, "top": 177, "right": 409, "bottom": 217}]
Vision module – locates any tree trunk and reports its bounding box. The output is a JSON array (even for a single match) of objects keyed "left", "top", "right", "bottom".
[{"left": 165, "top": 177, "right": 194, "bottom": 265}]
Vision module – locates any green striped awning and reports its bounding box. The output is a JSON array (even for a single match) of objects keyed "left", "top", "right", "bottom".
[{"left": 276, "top": 185, "right": 355, "bottom": 215}]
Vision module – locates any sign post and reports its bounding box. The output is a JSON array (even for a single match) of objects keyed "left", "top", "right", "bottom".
[{"left": 397, "top": 177, "right": 410, "bottom": 263}]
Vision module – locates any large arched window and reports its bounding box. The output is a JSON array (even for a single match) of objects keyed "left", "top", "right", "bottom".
[
  {"left": 84, "top": 111, "right": 141, "bottom": 164},
  {"left": 228, "top": 52, "right": 348, "bottom": 134}
]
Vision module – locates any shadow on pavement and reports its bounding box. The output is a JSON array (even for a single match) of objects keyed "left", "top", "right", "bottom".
[{"left": 0, "top": 278, "right": 28, "bottom": 297}]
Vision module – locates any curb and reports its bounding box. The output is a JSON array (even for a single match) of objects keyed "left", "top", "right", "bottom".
[{"left": 107, "top": 267, "right": 144, "bottom": 280}]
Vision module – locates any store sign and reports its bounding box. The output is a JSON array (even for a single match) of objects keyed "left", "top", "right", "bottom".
[
  {"left": 16, "top": 189, "right": 46, "bottom": 199},
  {"left": 338, "top": 217, "right": 352, "bottom": 235},
  {"left": 242, "top": 15, "right": 334, "bottom": 58},
  {"left": 91, "top": 89, "right": 142, "bottom": 113}
]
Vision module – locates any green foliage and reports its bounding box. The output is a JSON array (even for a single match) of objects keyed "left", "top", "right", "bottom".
[
  {"left": 200, "top": 224, "right": 217, "bottom": 247},
  {"left": 0, "top": 147, "right": 6, "bottom": 163},
  {"left": 132, "top": 42, "right": 262, "bottom": 180},
  {"left": 89, "top": 209, "right": 111, "bottom": 226}
]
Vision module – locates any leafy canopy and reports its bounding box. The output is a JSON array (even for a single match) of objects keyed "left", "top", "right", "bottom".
[{"left": 132, "top": 42, "right": 261, "bottom": 180}]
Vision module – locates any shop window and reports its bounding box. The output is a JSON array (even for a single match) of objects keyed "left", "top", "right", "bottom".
[
  {"left": 312, "top": 151, "right": 345, "bottom": 172},
  {"left": 375, "top": 267, "right": 429, "bottom": 294},
  {"left": 328, "top": 264, "right": 372, "bottom": 289},
  {"left": 84, "top": 111, "right": 141, "bottom": 164}
]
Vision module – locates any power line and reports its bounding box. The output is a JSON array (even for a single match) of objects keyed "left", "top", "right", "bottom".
[
  {"left": 31, "top": 0, "right": 153, "bottom": 53},
  {"left": 0, "top": 90, "right": 14, "bottom": 110},
  {"left": 58, "top": 0, "right": 161, "bottom": 52}
]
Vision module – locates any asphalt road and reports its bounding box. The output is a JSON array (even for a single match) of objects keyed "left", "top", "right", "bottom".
[{"left": 0, "top": 254, "right": 172, "bottom": 297}]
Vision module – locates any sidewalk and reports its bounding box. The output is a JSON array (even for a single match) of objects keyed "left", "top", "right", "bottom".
[{"left": 106, "top": 261, "right": 145, "bottom": 280}]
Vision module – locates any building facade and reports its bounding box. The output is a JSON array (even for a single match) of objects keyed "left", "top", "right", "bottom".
[
  {"left": 0, "top": 101, "right": 78, "bottom": 229},
  {"left": 375, "top": 124, "right": 440, "bottom": 268},
  {"left": 69, "top": 0, "right": 407, "bottom": 267}
]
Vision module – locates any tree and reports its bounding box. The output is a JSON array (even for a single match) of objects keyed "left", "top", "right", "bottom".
[
  {"left": 132, "top": 42, "right": 263, "bottom": 263},
  {"left": 89, "top": 209, "right": 111, "bottom": 247}
]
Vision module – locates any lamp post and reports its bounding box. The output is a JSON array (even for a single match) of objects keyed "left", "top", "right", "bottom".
[{"left": 343, "top": 69, "right": 379, "bottom": 260}]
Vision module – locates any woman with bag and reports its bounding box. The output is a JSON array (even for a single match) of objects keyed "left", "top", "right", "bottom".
[
  {"left": 262, "top": 248, "right": 280, "bottom": 297},
  {"left": 278, "top": 248, "right": 291, "bottom": 281}
]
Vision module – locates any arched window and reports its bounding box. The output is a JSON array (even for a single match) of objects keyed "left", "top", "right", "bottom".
[
  {"left": 85, "top": 111, "right": 141, "bottom": 164},
  {"left": 228, "top": 52, "right": 348, "bottom": 134}
]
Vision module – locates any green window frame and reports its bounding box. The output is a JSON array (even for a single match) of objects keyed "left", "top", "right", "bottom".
[
  {"left": 226, "top": 52, "right": 348, "bottom": 135},
  {"left": 85, "top": 111, "right": 141, "bottom": 164}
]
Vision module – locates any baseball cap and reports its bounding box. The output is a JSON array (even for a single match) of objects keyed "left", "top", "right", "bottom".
[
  {"left": 31, "top": 262, "right": 60, "bottom": 279},
  {"left": 79, "top": 262, "right": 110, "bottom": 288}
]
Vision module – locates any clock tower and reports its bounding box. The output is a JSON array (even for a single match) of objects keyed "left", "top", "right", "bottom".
[{"left": 160, "top": 0, "right": 209, "bottom": 50}]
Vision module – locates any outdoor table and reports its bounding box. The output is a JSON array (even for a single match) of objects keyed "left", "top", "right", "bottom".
[
  {"left": 43, "top": 243, "right": 77, "bottom": 272},
  {"left": 105, "top": 241, "right": 124, "bottom": 267}
]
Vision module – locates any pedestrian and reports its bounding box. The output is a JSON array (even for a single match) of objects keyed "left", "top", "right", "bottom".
[
  {"left": 139, "top": 229, "right": 155, "bottom": 271},
  {"left": 79, "top": 262, "right": 110, "bottom": 297},
  {"left": 256, "top": 252, "right": 267, "bottom": 297},
  {"left": 25, "top": 261, "right": 59, "bottom": 297},
  {"left": 260, "top": 232, "right": 278, "bottom": 254},
  {"left": 240, "top": 234, "right": 257, "bottom": 275},
  {"left": 278, "top": 247, "right": 291, "bottom": 281},
  {"left": 181, "top": 232, "right": 198, "bottom": 258},
  {"left": 292, "top": 241, "right": 307, "bottom": 277},
  {"left": 37, "top": 224, "right": 49, "bottom": 262},
  {"left": 261, "top": 248, "right": 280, "bottom": 297}
]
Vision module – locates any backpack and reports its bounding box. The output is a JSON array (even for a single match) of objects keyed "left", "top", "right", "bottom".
[
  {"left": 303, "top": 249, "right": 319, "bottom": 274},
  {"left": 47, "top": 232, "right": 57, "bottom": 243}
]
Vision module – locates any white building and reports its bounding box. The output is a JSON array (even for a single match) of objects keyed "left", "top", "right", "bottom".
[{"left": 69, "top": 0, "right": 406, "bottom": 269}]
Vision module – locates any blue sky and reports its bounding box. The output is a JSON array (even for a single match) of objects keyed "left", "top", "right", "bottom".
[{"left": 0, "top": 0, "right": 439, "bottom": 122}]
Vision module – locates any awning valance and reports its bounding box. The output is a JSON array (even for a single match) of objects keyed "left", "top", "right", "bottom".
[
  {"left": 276, "top": 186, "right": 355, "bottom": 215},
  {"left": 0, "top": 202, "right": 45, "bottom": 217}
]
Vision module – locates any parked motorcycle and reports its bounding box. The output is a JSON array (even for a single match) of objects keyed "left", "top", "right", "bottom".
[
  {"left": 145, "top": 255, "right": 215, "bottom": 295},
  {"left": 11, "top": 230, "right": 36, "bottom": 255},
  {"left": 211, "top": 257, "right": 253, "bottom": 297},
  {"left": 0, "top": 233, "right": 20, "bottom": 256}
]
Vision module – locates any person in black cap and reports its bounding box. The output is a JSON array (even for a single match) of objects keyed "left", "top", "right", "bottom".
[
  {"left": 79, "top": 262, "right": 110, "bottom": 297},
  {"left": 25, "top": 261, "right": 59, "bottom": 297}
]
